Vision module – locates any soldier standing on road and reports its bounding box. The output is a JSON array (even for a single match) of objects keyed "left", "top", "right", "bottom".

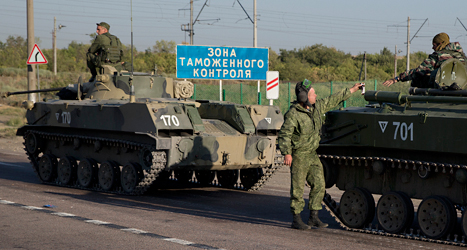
[
  {"left": 86, "top": 22, "right": 123, "bottom": 82},
  {"left": 278, "top": 80, "right": 363, "bottom": 230},
  {"left": 383, "top": 32, "right": 467, "bottom": 88}
]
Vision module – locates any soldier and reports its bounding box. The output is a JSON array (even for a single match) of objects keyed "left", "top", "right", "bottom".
[
  {"left": 87, "top": 22, "right": 123, "bottom": 82},
  {"left": 278, "top": 80, "right": 363, "bottom": 230},
  {"left": 383, "top": 32, "right": 467, "bottom": 88}
]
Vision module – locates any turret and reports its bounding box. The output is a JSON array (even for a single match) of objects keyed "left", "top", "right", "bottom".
[{"left": 2, "top": 65, "right": 194, "bottom": 103}]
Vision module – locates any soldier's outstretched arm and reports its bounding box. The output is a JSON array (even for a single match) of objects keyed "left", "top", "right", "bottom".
[
  {"left": 349, "top": 82, "right": 363, "bottom": 93},
  {"left": 383, "top": 78, "right": 398, "bottom": 87}
]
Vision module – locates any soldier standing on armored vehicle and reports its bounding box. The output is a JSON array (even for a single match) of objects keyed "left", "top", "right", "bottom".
[
  {"left": 383, "top": 32, "right": 467, "bottom": 88},
  {"left": 87, "top": 22, "right": 124, "bottom": 82},
  {"left": 278, "top": 80, "right": 363, "bottom": 230}
]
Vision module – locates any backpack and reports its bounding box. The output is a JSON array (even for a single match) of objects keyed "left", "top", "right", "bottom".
[{"left": 103, "top": 34, "right": 123, "bottom": 63}]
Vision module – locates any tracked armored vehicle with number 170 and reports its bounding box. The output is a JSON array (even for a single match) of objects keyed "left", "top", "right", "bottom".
[{"left": 3, "top": 65, "right": 284, "bottom": 195}]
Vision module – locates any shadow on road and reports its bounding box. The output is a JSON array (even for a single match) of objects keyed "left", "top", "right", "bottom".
[{"left": 0, "top": 158, "right": 340, "bottom": 230}]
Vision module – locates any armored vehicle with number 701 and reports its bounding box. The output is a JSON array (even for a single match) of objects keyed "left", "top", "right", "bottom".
[{"left": 318, "top": 58, "right": 467, "bottom": 244}]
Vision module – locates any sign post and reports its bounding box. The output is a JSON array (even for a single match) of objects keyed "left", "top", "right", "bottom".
[
  {"left": 27, "top": 44, "right": 48, "bottom": 100},
  {"left": 266, "top": 71, "right": 279, "bottom": 105}
]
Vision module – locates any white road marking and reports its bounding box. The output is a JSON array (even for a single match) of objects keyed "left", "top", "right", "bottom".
[
  {"left": 22, "top": 206, "right": 44, "bottom": 210},
  {"left": 163, "top": 238, "right": 194, "bottom": 245},
  {"left": 121, "top": 228, "right": 148, "bottom": 234},
  {"left": 0, "top": 200, "right": 15, "bottom": 204},
  {"left": 52, "top": 212, "right": 75, "bottom": 217},
  {"left": 1, "top": 198, "right": 225, "bottom": 249},
  {"left": 85, "top": 220, "right": 110, "bottom": 225}
]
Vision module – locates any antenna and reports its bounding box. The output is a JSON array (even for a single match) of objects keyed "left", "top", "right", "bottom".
[
  {"left": 130, "top": 0, "right": 134, "bottom": 75},
  {"left": 130, "top": 0, "right": 135, "bottom": 103}
]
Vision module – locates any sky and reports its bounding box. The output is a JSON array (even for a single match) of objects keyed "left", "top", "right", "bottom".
[{"left": 2, "top": 0, "right": 467, "bottom": 56}]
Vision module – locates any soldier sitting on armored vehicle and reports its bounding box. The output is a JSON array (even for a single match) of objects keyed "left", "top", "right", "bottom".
[
  {"left": 86, "top": 22, "right": 124, "bottom": 82},
  {"left": 383, "top": 32, "right": 467, "bottom": 89}
]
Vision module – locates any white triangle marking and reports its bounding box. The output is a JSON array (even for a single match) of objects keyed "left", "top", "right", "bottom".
[{"left": 379, "top": 121, "right": 388, "bottom": 133}]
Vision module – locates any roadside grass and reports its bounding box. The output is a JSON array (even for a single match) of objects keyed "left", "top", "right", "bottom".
[
  {"left": 6, "top": 117, "right": 25, "bottom": 127},
  {"left": 0, "top": 106, "right": 25, "bottom": 116},
  {"left": 0, "top": 105, "right": 26, "bottom": 138}
]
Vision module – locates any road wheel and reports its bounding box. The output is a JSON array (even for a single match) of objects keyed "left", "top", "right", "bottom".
[
  {"left": 121, "top": 163, "right": 142, "bottom": 193},
  {"left": 38, "top": 154, "right": 57, "bottom": 182},
  {"left": 77, "top": 159, "right": 96, "bottom": 188},
  {"left": 417, "top": 196, "right": 456, "bottom": 239},
  {"left": 57, "top": 157, "right": 77, "bottom": 185},
  {"left": 376, "top": 191, "right": 414, "bottom": 233},
  {"left": 98, "top": 161, "right": 119, "bottom": 191},
  {"left": 339, "top": 187, "right": 375, "bottom": 229}
]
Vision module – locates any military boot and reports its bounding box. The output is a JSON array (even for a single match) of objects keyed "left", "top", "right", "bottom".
[
  {"left": 308, "top": 210, "right": 328, "bottom": 228},
  {"left": 291, "top": 213, "right": 311, "bottom": 230}
]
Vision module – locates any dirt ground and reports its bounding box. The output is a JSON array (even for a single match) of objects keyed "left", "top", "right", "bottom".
[{"left": 0, "top": 136, "right": 23, "bottom": 153}]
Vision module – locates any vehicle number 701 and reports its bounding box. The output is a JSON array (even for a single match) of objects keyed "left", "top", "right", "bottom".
[{"left": 392, "top": 122, "right": 413, "bottom": 141}]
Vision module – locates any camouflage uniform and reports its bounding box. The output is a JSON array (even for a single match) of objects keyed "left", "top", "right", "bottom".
[
  {"left": 86, "top": 32, "right": 123, "bottom": 77},
  {"left": 398, "top": 42, "right": 467, "bottom": 88},
  {"left": 278, "top": 89, "right": 352, "bottom": 214}
]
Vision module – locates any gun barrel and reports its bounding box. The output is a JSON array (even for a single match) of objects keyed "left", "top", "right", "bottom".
[
  {"left": 3, "top": 87, "right": 63, "bottom": 97},
  {"left": 364, "top": 90, "right": 467, "bottom": 105}
]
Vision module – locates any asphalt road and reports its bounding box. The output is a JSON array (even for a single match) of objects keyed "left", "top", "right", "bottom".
[{"left": 0, "top": 146, "right": 459, "bottom": 250}]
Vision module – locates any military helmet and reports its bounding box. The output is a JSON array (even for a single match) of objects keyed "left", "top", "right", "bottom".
[{"left": 295, "top": 79, "right": 312, "bottom": 103}]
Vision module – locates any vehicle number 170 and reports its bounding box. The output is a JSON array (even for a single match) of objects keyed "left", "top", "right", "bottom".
[{"left": 392, "top": 122, "right": 413, "bottom": 141}]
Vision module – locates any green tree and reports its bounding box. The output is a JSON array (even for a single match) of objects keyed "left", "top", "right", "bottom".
[
  {"left": 152, "top": 40, "right": 176, "bottom": 53},
  {"left": 297, "top": 44, "right": 351, "bottom": 67},
  {"left": 0, "top": 36, "right": 28, "bottom": 68}
]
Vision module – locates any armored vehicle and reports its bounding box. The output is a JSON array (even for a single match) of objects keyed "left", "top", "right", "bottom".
[
  {"left": 6, "top": 65, "right": 284, "bottom": 195},
  {"left": 318, "top": 58, "right": 467, "bottom": 244}
]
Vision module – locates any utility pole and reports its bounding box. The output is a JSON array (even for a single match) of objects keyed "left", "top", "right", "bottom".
[
  {"left": 190, "top": 0, "right": 193, "bottom": 45},
  {"left": 53, "top": 17, "right": 57, "bottom": 75},
  {"left": 390, "top": 17, "right": 427, "bottom": 73},
  {"left": 181, "top": 1, "right": 211, "bottom": 45},
  {"left": 253, "top": 0, "right": 257, "bottom": 48},
  {"left": 394, "top": 45, "right": 398, "bottom": 77},
  {"left": 27, "top": 0, "right": 36, "bottom": 102},
  {"left": 364, "top": 53, "right": 367, "bottom": 80},
  {"left": 406, "top": 17, "right": 410, "bottom": 72},
  {"left": 394, "top": 45, "right": 403, "bottom": 77},
  {"left": 358, "top": 52, "right": 366, "bottom": 81}
]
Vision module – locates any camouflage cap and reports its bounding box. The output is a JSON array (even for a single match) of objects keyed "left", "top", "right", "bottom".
[{"left": 96, "top": 22, "right": 110, "bottom": 30}]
